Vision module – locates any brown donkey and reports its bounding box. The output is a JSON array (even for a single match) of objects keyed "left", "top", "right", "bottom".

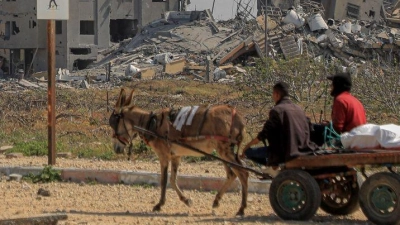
[{"left": 109, "top": 89, "right": 249, "bottom": 216}]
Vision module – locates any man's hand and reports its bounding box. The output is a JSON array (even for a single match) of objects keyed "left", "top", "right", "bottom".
[
  {"left": 240, "top": 146, "right": 250, "bottom": 159},
  {"left": 321, "top": 120, "right": 330, "bottom": 126}
]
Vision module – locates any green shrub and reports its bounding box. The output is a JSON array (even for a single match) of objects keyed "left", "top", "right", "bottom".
[{"left": 24, "top": 165, "right": 61, "bottom": 183}]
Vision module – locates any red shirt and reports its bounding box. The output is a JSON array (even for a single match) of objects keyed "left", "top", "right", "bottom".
[{"left": 331, "top": 92, "right": 366, "bottom": 133}]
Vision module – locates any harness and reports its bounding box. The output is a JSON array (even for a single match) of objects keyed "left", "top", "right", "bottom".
[
  {"left": 110, "top": 106, "right": 239, "bottom": 149},
  {"left": 178, "top": 106, "right": 238, "bottom": 144},
  {"left": 110, "top": 109, "right": 133, "bottom": 146}
]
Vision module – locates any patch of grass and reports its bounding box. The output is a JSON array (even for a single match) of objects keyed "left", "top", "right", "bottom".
[
  {"left": 132, "top": 183, "right": 155, "bottom": 189},
  {"left": 183, "top": 150, "right": 218, "bottom": 163},
  {"left": 77, "top": 148, "right": 116, "bottom": 160},
  {"left": 132, "top": 141, "right": 152, "bottom": 155},
  {"left": 23, "top": 165, "right": 61, "bottom": 183}
]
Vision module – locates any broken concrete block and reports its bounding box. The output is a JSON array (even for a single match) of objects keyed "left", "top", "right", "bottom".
[
  {"left": 140, "top": 68, "right": 156, "bottom": 79},
  {"left": 316, "top": 34, "right": 328, "bottom": 43},
  {"left": 165, "top": 59, "right": 186, "bottom": 75},
  {"left": 6, "top": 153, "right": 23, "bottom": 159},
  {"left": 154, "top": 52, "right": 174, "bottom": 65},
  {"left": 18, "top": 79, "right": 41, "bottom": 89},
  {"left": 8, "top": 174, "right": 22, "bottom": 182},
  {"left": 213, "top": 68, "right": 227, "bottom": 81},
  {"left": 125, "top": 64, "right": 141, "bottom": 77},
  {"left": 282, "top": 10, "right": 305, "bottom": 28},
  {"left": 257, "top": 15, "right": 278, "bottom": 31},
  {"left": 339, "top": 21, "right": 352, "bottom": 34},
  {"left": 57, "top": 152, "right": 72, "bottom": 158},
  {"left": 351, "top": 23, "right": 361, "bottom": 33},
  {"left": 79, "top": 80, "right": 90, "bottom": 89},
  {"left": 307, "top": 13, "right": 328, "bottom": 31},
  {"left": 0, "top": 146, "right": 13, "bottom": 153}
]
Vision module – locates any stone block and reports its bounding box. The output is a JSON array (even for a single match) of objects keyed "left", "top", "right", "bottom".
[
  {"left": 0, "top": 146, "right": 13, "bottom": 153},
  {"left": 57, "top": 152, "right": 72, "bottom": 158},
  {"left": 6, "top": 153, "right": 24, "bottom": 159},
  {"left": 8, "top": 174, "right": 22, "bottom": 182}
]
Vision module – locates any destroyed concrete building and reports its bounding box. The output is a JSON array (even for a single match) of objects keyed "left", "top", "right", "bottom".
[
  {"left": 319, "top": 0, "right": 384, "bottom": 21},
  {"left": 0, "top": 0, "right": 185, "bottom": 76},
  {"left": 258, "top": 0, "right": 389, "bottom": 21}
]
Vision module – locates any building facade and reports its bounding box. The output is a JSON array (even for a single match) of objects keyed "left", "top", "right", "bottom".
[
  {"left": 320, "top": 0, "right": 384, "bottom": 21},
  {"left": 256, "top": 0, "right": 384, "bottom": 21},
  {"left": 0, "top": 0, "right": 182, "bottom": 75}
]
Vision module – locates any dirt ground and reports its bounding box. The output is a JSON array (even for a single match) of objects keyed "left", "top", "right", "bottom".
[{"left": 0, "top": 156, "right": 371, "bottom": 224}]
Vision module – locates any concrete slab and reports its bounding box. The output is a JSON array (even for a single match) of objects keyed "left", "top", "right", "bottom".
[{"left": 0, "top": 166, "right": 271, "bottom": 194}]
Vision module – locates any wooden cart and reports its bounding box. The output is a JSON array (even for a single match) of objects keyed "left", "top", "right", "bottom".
[
  {"left": 134, "top": 127, "right": 400, "bottom": 225},
  {"left": 272, "top": 150, "right": 400, "bottom": 225}
]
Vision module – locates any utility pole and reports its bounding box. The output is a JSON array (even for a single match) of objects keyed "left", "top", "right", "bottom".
[
  {"left": 264, "top": 0, "right": 268, "bottom": 73},
  {"left": 37, "top": 0, "right": 69, "bottom": 165},
  {"left": 47, "top": 20, "right": 56, "bottom": 165}
]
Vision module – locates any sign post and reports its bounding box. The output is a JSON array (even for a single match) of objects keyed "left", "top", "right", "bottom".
[{"left": 37, "top": 0, "right": 69, "bottom": 165}]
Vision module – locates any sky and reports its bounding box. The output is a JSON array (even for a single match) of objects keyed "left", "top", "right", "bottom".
[{"left": 187, "top": 0, "right": 258, "bottom": 21}]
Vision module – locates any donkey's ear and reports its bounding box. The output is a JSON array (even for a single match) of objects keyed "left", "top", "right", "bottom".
[
  {"left": 116, "top": 88, "right": 127, "bottom": 108},
  {"left": 124, "top": 89, "right": 135, "bottom": 106}
]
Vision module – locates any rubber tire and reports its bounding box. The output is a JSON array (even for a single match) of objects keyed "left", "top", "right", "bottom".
[
  {"left": 359, "top": 172, "right": 400, "bottom": 225},
  {"left": 269, "top": 169, "right": 321, "bottom": 221},
  {"left": 320, "top": 173, "right": 360, "bottom": 215}
]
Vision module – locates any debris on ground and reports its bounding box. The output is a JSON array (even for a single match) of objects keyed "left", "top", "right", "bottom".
[{"left": 2, "top": 1, "right": 400, "bottom": 90}]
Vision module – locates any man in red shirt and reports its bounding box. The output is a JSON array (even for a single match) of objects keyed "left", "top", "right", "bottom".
[{"left": 328, "top": 72, "right": 366, "bottom": 133}]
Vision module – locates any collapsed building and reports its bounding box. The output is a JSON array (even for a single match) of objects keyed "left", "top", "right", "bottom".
[
  {"left": 3, "top": 0, "right": 400, "bottom": 91},
  {"left": 0, "top": 0, "right": 189, "bottom": 76}
]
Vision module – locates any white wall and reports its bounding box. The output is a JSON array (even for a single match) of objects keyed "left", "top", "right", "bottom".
[{"left": 187, "top": 0, "right": 257, "bottom": 21}]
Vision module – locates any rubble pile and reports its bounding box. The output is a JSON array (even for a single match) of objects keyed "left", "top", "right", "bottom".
[{"left": 3, "top": 0, "right": 400, "bottom": 91}]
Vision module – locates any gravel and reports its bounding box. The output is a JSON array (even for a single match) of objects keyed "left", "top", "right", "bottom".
[{"left": 0, "top": 155, "right": 370, "bottom": 224}]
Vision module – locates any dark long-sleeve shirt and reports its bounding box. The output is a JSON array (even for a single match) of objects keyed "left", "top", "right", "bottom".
[{"left": 257, "top": 97, "right": 318, "bottom": 165}]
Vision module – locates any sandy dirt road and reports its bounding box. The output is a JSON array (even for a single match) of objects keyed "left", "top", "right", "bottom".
[
  {"left": 0, "top": 156, "right": 371, "bottom": 224},
  {"left": 0, "top": 181, "right": 371, "bottom": 225}
]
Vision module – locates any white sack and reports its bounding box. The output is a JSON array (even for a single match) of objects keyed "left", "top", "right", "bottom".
[
  {"left": 341, "top": 124, "right": 380, "bottom": 149},
  {"left": 376, "top": 124, "right": 400, "bottom": 149}
]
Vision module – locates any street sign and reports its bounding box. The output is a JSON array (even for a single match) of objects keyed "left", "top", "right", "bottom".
[{"left": 37, "top": 0, "right": 69, "bottom": 20}]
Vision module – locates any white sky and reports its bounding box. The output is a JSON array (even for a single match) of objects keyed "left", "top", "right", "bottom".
[{"left": 187, "top": 0, "right": 258, "bottom": 21}]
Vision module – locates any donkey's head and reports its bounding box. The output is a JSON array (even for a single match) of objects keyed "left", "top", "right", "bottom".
[{"left": 109, "top": 88, "right": 136, "bottom": 154}]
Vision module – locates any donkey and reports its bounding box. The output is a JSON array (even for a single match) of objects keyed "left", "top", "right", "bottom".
[{"left": 109, "top": 89, "right": 249, "bottom": 216}]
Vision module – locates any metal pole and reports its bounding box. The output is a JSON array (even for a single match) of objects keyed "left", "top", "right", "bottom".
[
  {"left": 47, "top": 20, "right": 56, "bottom": 165},
  {"left": 264, "top": 0, "right": 268, "bottom": 71},
  {"left": 212, "top": 0, "right": 216, "bottom": 14}
]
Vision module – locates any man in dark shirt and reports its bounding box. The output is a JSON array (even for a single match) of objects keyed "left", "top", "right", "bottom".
[{"left": 240, "top": 82, "right": 317, "bottom": 167}]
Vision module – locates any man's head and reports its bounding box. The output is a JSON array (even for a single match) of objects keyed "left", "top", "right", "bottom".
[
  {"left": 327, "top": 72, "right": 352, "bottom": 97},
  {"left": 272, "top": 81, "right": 289, "bottom": 104}
]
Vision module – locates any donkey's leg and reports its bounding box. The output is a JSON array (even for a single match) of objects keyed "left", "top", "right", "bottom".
[
  {"left": 212, "top": 163, "right": 237, "bottom": 208},
  {"left": 170, "top": 156, "right": 192, "bottom": 207},
  {"left": 230, "top": 161, "right": 249, "bottom": 216},
  {"left": 153, "top": 158, "right": 169, "bottom": 212},
  {"left": 216, "top": 143, "right": 249, "bottom": 216}
]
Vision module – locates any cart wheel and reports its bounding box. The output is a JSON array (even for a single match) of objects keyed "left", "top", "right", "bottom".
[
  {"left": 269, "top": 170, "right": 321, "bottom": 221},
  {"left": 319, "top": 174, "right": 360, "bottom": 215},
  {"left": 359, "top": 172, "right": 400, "bottom": 225}
]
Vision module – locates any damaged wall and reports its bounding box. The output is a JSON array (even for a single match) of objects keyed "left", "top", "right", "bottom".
[
  {"left": 0, "top": 1, "right": 47, "bottom": 73},
  {"left": 321, "top": 0, "right": 383, "bottom": 21},
  {"left": 0, "top": 0, "right": 181, "bottom": 73},
  {"left": 139, "top": 0, "right": 179, "bottom": 26}
]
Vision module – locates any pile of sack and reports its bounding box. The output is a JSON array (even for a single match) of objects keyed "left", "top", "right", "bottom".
[{"left": 341, "top": 124, "right": 400, "bottom": 150}]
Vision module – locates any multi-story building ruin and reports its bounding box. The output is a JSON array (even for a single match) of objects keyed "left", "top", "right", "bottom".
[{"left": 0, "top": 0, "right": 183, "bottom": 75}]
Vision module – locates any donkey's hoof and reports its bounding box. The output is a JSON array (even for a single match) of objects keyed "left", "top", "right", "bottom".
[
  {"left": 212, "top": 200, "right": 220, "bottom": 208},
  {"left": 184, "top": 199, "right": 193, "bottom": 207},
  {"left": 152, "top": 204, "right": 162, "bottom": 212},
  {"left": 235, "top": 209, "right": 245, "bottom": 217}
]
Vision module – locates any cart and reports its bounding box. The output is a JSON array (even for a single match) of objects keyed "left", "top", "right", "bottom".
[
  {"left": 273, "top": 150, "right": 400, "bottom": 225},
  {"left": 134, "top": 126, "right": 400, "bottom": 225}
]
